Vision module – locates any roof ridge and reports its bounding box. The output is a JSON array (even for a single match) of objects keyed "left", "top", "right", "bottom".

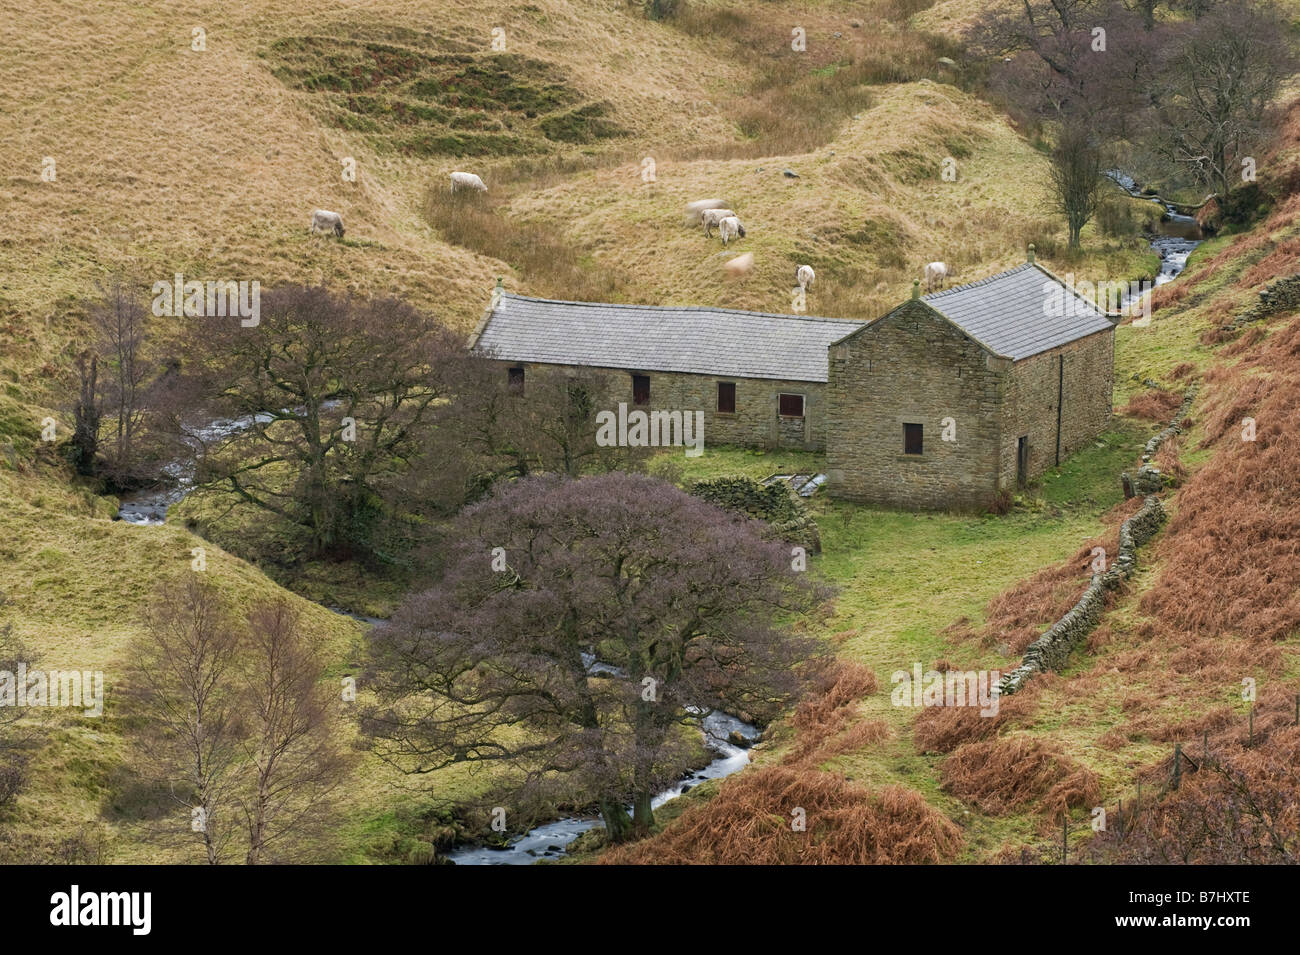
[
  {"left": 921, "top": 262, "right": 1034, "bottom": 301},
  {"left": 497, "top": 292, "right": 866, "bottom": 325}
]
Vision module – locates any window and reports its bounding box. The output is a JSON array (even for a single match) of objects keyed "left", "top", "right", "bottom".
[
  {"left": 632, "top": 374, "right": 650, "bottom": 406},
  {"left": 507, "top": 367, "right": 524, "bottom": 392},
  {"left": 903, "top": 422, "right": 923, "bottom": 456},
  {"left": 717, "top": 382, "right": 736, "bottom": 414},
  {"left": 778, "top": 393, "right": 804, "bottom": 418},
  {"left": 566, "top": 380, "right": 592, "bottom": 421}
]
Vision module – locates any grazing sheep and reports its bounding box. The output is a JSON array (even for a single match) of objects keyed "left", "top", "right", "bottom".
[
  {"left": 724, "top": 252, "right": 754, "bottom": 278},
  {"left": 310, "top": 209, "right": 345, "bottom": 238},
  {"left": 684, "top": 198, "right": 727, "bottom": 226},
  {"left": 701, "top": 208, "right": 736, "bottom": 237},
  {"left": 796, "top": 264, "right": 815, "bottom": 290},
  {"left": 718, "top": 216, "right": 745, "bottom": 245},
  {"left": 450, "top": 171, "right": 488, "bottom": 193},
  {"left": 924, "top": 260, "right": 948, "bottom": 291}
]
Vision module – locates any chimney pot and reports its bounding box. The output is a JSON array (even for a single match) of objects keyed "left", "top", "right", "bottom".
[
  {"left": 1027, "top": 244, "right": 1036, "bottom": 264},
  {"left": 911, "top": 279, "right": 920, "bottom": 300}
]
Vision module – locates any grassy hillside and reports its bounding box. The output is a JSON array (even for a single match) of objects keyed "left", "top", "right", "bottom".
[
  {"left": 1, "top": 0, "right": 1287, "bottom": 864},
  {"left": 613, "top": 105, "right": 1300, "bottom": 863}
]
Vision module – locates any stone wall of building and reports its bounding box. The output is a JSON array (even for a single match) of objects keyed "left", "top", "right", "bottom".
[
  {"left": 998, "top": 327, "right": 1115, "bottom": 489},
  {"left": 500, "top": 360, "right": 829, "bottom": 451},
  {"left": 825, "top": 300, "right": 1007, "bottom": 510}
]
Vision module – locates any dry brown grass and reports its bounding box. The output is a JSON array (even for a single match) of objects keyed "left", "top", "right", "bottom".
[
  {"left": 912, "top": 685, "right": 1039, "bottom": 754},
  {"left": 790, "top": 660, "right": 878, "bottom": 737},
  {"left": 1120, "top": 387, "right": 1184, "bottom": 422},
  {"left": 599, "top": 768, "right": 962, "bottom": 864},
  {"left": 1141, "top": 316, "right": 1300, "bottom": 644},
  {"left": 596, "top": 655, "right": 964, "bottom": 863},
  {"left": 940, "top": 736, "right": 1100, "bottom": 822},
  {"left": 1152, "top": 433, "right": 1186, "bottom": 486}
]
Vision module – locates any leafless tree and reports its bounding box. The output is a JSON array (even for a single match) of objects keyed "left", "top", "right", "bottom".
[
  {"left": 1148, "top": 0, "right": 1293, "bottom": 203},
  {"left": 90, "top": 276, "right": 155, "bottom": 487},
  {"left": 176, "top": 285, "right": 468, "bottom": 559},
  {"left": 128, "top": 577, "right": 246, "bottom": 864},
  {"left": 0, "top": 616, "right": 36, "bottom": 814},
  {"left": 1050, "top": 121, "right": 1108, "bottom": 249},
  {"left": 236, "top": 599, "right": 352, "bottom": 864},
  {"left": 364, "top": 473, "right": 830, "bottom": 843},
  {"left": 69, "top": 351, "right": 100, "bottom": 476}
]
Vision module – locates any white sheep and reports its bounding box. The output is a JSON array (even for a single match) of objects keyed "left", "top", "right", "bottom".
[
  {"left": 701, "top": 208, "right": 736, "bottom": 237},
  {"left": 718, "top": 216, "right": 745, "bottom": 245},
  {"left": 684, "top": 198, "right": 727, "bottom": 226},
  {"left": 450, "top": 171, "right": 488, "bottom": 193},
  {"left": 310, "top": 209, "right": 345, "bottom": 238},
  {"left": 924, "top": 260, "right": 948, "bottom": 291},
  {"left": 796, "top": 264, "right": 815, "bottom": 290}
]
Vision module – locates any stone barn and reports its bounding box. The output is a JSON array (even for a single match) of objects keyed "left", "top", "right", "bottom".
[
  {"left": 825, "top": 257, "right": 1116, "bottom": 510},
  {"left": 469, "top": 292, "right": 866, "bottom": 452},
  {"left": 468, "top": 252, "right": 1116, "bottom": 511}
]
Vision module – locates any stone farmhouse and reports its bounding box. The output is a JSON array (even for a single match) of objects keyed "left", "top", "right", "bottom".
[{"left": 468, "top": 251, "right": 1116, "bottom": 511}]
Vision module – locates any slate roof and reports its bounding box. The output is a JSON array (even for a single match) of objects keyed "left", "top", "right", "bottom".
[
  {"left": 921, "top": 263, "right": 1115, "bottom": 361},
  {"left": 472, "top": 294, "right": 867, "bottom": 383}
]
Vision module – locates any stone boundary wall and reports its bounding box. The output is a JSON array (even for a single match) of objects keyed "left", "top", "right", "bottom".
[
  {"left": 998, "top": 384, "right": 1197, "bottom": 695},
  {"left": 1215, "top": 273, "right": 1300, "bottom": 335}
]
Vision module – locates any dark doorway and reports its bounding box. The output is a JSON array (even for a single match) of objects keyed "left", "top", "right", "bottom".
[
  {"left": 632, "top": 374, "right": 650, "bottom": 405},
  {"left": 1017, "top": 435, "right": 1029, "bottom": 486}
]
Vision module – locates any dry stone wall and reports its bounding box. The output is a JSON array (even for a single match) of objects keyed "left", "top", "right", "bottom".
[{"left": 998, "top": 384, "right": 1196, "bottom": 695}]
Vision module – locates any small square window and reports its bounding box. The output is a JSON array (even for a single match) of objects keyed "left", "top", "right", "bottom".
[
  {"left": 778, "top": 394, "right": 804, "bottom": 418},
  {"left": 507, "top": 367, "right": 525, "bottom": 392},
  {"left": 632, "top": 374, "right": 650, "bottom": 405},
  {"left": 904, "top": 422, "right": 923, "bottom": 455},
  {"left": 717, "top": 382, "right": 736, "bottom": 414}
]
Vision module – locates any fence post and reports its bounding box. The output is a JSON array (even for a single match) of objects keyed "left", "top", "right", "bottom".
[
  {"left": 1202, "top": 730, "right": 1209, "bottom": 763},
  {"left": 1172, "top": 744, "right": 1182, "bottom": 790}
]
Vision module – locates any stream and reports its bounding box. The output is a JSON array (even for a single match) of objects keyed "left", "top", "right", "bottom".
[
  {"left": 113, "top": 178, "right": 1199, "bottom": 863},
  {"left": 1107, "top": 170, "right": 1205, "bottom": 285},
  {"left": 115, "top": 427, "right": 761, "bottom": 866},
  {"left": 444, "top": 710, "right": 760, "bottom": 866}
]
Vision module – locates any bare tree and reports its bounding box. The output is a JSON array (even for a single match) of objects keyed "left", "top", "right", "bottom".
[
  {"left": 90, "top": 276, "right": 155, "bottom": 487},
  {"left": 971, "top": 1, "right": 1153, "bottom": 244},
  {"left": 176, "top": 285, "right": 468, "bottom": 559},
  {"left": 0, "top": 615, "right": 36, "bottom": 814},
  {"left": 1050, "top": 121, "right": 1108, "bottom": 249},
  {"left": 1149, "top": 0, "right": 1292, "bottom": 203},
  {"left": 237, "top": 599, "right": 352, "bottom": 864},
  {"left": 128, "top": 577, "right": 246, "bottom": 864},
  {"left": 364, "top": 473, "right": 830, "bottom": 843},
  {"left": 69, "top": 351, "right": 100, "bottom": 477}
]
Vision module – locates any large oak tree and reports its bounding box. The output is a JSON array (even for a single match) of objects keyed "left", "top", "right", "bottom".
[{"left": 363, "top": 472, "right": 831, "bottom": 842}]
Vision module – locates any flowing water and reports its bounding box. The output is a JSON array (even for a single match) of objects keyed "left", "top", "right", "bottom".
[
  {"left": 443, "top": 710, "right": 760, "bottom": 866},
  {"left": 114, "top": 174, "right": 1201, "bottom": 864},
  {"left": 1107, "top": 170, "right": 1204, "bottom": 286}
]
